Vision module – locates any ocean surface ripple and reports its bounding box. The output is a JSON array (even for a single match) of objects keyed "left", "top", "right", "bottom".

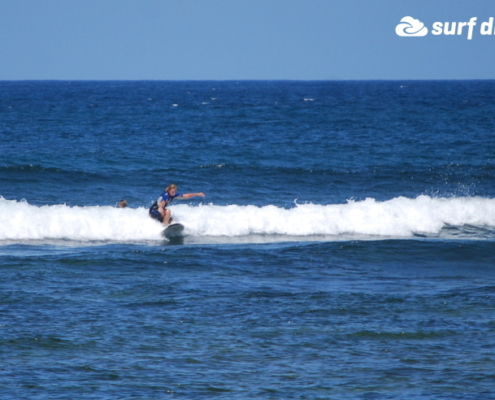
[{"left": 1, "top": 81, "right": 494, "bottom": 399}]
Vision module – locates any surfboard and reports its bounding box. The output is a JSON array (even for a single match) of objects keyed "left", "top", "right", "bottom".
[{"left": 162, "top": 223, "right": 185, "bottom": 239}]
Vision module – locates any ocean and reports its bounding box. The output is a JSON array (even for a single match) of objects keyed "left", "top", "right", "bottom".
[{"left": 1, "top": 80, "right": 494, "bottom": 399}]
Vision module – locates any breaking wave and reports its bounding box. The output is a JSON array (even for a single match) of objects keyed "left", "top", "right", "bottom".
[{"left": 1, "top": 195, "right": 494, "bottom": 243}]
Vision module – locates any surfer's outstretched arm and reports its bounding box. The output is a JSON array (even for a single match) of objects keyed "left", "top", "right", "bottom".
[{"left": 179, "top": 192, "right": 205, "bottom": 199}]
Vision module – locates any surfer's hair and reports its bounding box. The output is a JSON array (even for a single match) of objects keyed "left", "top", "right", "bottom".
[{"left": 166, "top": 184, "right": 177, "bottom": 193}]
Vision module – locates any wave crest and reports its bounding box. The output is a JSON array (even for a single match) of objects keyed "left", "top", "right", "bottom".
[{"left": 0, "top": 195, "right": 494, "bottom": 243}]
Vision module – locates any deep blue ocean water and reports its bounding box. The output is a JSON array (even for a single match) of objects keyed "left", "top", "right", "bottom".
[{"left": 1, "top": 81, "right": 495, "bottom": 399}]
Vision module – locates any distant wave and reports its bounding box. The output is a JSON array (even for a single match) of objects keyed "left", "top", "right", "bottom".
[
  {"left": 0, "top": 164, "right": 66, "bottom": 173},
  {"left": 0, "top": 195, "right": 494, "bottom": 243}
]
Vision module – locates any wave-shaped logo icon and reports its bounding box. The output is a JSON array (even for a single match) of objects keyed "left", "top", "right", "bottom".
[{"left": 396, "top": 16, "right": 428, "bottom": 37}]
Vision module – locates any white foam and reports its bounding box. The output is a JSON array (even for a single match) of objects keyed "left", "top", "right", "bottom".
[
  {"left": 0, "top": 198, "right": 162, "bottom": 242},
  {"left": 1, "top": 195, "right": 494, "bottom": 243},
  {"left": 176, "top": 195, "right": 495, "bottom": 238}
]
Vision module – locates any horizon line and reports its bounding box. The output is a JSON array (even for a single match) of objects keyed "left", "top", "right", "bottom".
[{"left": 1, "top": 78, "right": 494, "bottom": 82}]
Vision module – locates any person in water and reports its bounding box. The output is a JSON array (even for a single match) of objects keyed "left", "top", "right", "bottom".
[
  {"left": 117, "top": 200, "right": 128, "bottom": 208},
  {"left": 149, "top": 184, "right": 205, "bottom": 225}
]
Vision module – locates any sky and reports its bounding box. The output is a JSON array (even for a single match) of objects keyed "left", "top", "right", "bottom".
[{"left": 0, "top": 0, "right": 494, "bottom": 80}]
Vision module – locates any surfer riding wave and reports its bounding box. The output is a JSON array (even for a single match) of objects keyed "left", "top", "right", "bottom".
[{"left": 149, "top": 184, "right": 205, "bottom": 225}]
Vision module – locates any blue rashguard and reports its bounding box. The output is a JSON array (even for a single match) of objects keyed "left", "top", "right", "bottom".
[
  {"left": 149, "top": 192, "right": 183, "bottom": 222},
  {"left": 157, "top": 191, "right": 183, "bottom": 208}
]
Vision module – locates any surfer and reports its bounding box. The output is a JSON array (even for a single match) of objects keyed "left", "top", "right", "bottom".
[{"left": 149, "top": 184, "right": 205, "bottom": 225}]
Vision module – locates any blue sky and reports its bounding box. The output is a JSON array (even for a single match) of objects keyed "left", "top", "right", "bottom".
[{"left": 1, "top": 0, "right": 494, "bottom": 80}]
